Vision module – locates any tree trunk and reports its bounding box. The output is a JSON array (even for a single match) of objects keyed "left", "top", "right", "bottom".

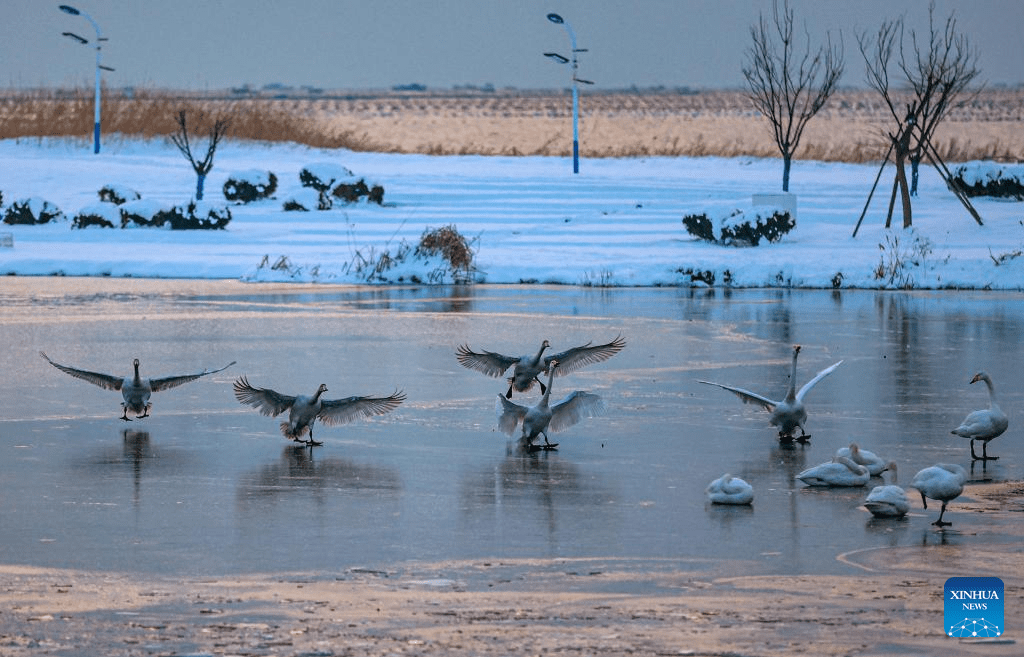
[
  {"left": 782, "top": 153, "right": 792, "bottom": 192},
  {"left": 195, "top": 173, "right": 206, "bottom": 201},
  {"left": 894, "top": 156, "right": 912, "bottom": 228}
]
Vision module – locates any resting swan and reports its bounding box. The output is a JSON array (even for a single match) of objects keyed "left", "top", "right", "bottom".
[
  {"left": 233, "top": 376, "right": 405, "bottom": 446},
  {"left": 495, "top": 360, "right": 606, "bottom": 450},
  {"left": 796, "top": 456, "right": 870, "bottom": 487},
  {"left": 699, "top": 345, "right": 842, "bottom": 441},
  {"left": 706, "top": 474, "right": 754, "bottom": 505},
  {"left": 40, "top": 351, "right": 235, "bottom": 421},
  {"left": 457, "top": 335, "right": 625, "bottom": 398},
  {"left": 911, "top": 463, "right": 968, "bottom": 527},
  {"left": 835, "top": 443, "right": 887, "bottom": 476},
  {"left": 863, "top": 462, "right": 910, "bottom": 518},
  {"left": 951, "top": 372, "right": 1008, "bottom": 461}
]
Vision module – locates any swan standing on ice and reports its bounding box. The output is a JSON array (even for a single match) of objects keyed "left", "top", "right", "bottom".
[
  {"left": 699, "top": 345, "right": 843, "bottom": 441},
  {"left": 233, "top": 377, "right": 405, "bottom": 447},
  {"left": 835, "top": 443, "right": 887, "bottom": 476},
  {"left": 796, "top": 456, "right": 870, "bottom": 487},
  {"left": 911, "top": 463, "right": 968, "bottom": 527},
  {"left": 863, "top": 462, "right": 910, "bottom": 518},
  {"left": 495, "top": 360, "right": 606, "bottom": 450},
  {"left": 706, "top": 474, "right": 754, "bottom": 505},
  {"left": 951, "top": 372, "right": 1009, "bottom": 461},
  {"left": 40, "top": 352, "right": 235, "bottom": 421},
  {"left": 457, "top": 336, "right": 625, "bottom": 398}
]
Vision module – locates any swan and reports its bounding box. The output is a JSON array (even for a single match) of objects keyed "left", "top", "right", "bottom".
[
  {"left": 699, "top": 345, "right": 843, "bottom": 441},
  {"left": 796, "top": 456, "right": 870, "bottom": 487},
  {"left": 495, "top": 360, "right": 606, "bottom": 450},
  {"left": 835, "top": 442, "right": 888, "bottom": 476},
  {"left": 951, "top": 372, "right": 1009, "bottom": 461},
  {"left": 706, "top": 473, "right": 754, "bottom": 505},
  {"left": 863, "top": 462, "right": 910, "bottom": 518},
  {"left": 40, "top": 351, "right": 235, "bottom": 421},
  {"left": 911, "top": 463, "right": 968, "bottom": 526},
  {"left": 457, "top": 335, "right": 625, "bottom": 398},
  {"left": 233, "top": 376, "right": 405, "bottom": 446}
]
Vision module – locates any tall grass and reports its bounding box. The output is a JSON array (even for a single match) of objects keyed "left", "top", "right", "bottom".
[{"left": 2, "top": 86, "right": 1021, "bottom": 162}]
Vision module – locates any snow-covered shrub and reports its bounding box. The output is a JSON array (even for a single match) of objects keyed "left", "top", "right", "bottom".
[
  {"left": 151, "top": 201, "right": 232, "bottom": 230},
  {"left": 333, "top": 179, "right": 386, "bottom": 205},
  {"left": 223, "top": 169, "right": 278, "bottom": 203},
  {"left": 950, "top": 161, "right": 1024, "bottom": 200},
  {"left": 72, "top": 203, "right": 122, "bottom": 229},
  {"left": 414, "top": 224, "right": 477, "bottom": 283},
  {"left": 120, "top": 199, "right": 165, "bottom": 228},
  {"left": 682, "top": 208, "right": 794, "bottom": 246},
  {"left": 283, "top": 188, "right": 331, "bottom": 211},
  {"left": 2, "top": 197, "right": 65, "bottom": 225},
  {"left": 299, "top": 162, "right": 355, "bottom": 191},
  {"left": 98, "top": 184, "right": 141, "bottom": 205}
]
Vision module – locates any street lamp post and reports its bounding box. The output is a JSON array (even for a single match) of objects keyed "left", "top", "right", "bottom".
[
  {"left": 544, "top": 13, "right": 592, "bottom": 174},
  {"left": 59, "top": 4, "right": 113, "bottom": 154}
]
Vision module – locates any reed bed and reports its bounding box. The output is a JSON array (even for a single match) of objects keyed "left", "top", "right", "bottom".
[{"left": 1, "top": 87, "right": 1021, "bottom": 163}]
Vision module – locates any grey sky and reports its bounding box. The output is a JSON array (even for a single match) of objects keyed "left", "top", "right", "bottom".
[{"left": 4, "top": 0, "right": 1022, "bottom": 92}]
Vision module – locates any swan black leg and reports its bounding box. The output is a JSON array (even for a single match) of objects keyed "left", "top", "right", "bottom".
[
  {"left": 932, "top": 501, "right": 952, "bottom": 527},
  {"left": 120, "top": 406, "right": 131, "bottom": 422},
  {"left": 981, "top": 441, "right": 997, "bottom": 461}
]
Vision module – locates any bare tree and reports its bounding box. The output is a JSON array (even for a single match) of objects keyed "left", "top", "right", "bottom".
[
  {"left": 170, "top": 110, "right": 229, "bottom": 200},
  {"left": 742, "top": 0, "right": 844, "bottom": 192},
  {"left": 858, "top": 3, "right": 981, "bottom": 227}
]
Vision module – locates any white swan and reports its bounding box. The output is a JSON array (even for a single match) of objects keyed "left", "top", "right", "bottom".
[
  {"left": 457, "top": 335, "right": 625, "bottom": 398},
  {"left": 233, "top": 376, "right": 405, "bottom": 446},
  {"left": 951, "top": 372, "right": 1009, "bottom": 461},
  {"left": 706, "top": 473, "right": 754, "bottom": 505},
  {"left": 40, "top": 351, "right": 235, "bottom": 421},
  {"left": 835, "top": 442, "right": 887, "bottom": 476},
  {"left": 863, "top": 462, "right": 910, "bottom": 518},
  {"left": 796, "top": 455, "right": 870, "bottom": 487},
  {"left": 699, "top": 345, "right": 842, "bottom": 441},
  {"left": 495, "top": 360, "right": 606, "bottom": 450},
  {"left": 911, "top": 463, "right": 968, "bottom": 526}
]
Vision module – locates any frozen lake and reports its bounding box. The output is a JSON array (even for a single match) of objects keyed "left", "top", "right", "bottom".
[{"left": 1, "top": 279, "right": 1021, "bottom": 581}]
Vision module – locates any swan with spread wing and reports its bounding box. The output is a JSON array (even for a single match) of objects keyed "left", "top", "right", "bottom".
[
  {"left": 40, "top": 351, "right": 235, "bottom": 421},
  {"left": 699, "top": 345, "right": 842, "bottom": 441}
]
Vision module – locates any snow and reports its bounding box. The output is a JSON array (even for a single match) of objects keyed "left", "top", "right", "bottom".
[{"left": 0, "top": 138, "right": 1022, "bottom": 288}]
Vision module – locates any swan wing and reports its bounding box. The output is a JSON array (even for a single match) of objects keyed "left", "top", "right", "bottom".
[
  {"left": 455, "top": 344, "right": 519, "bottom": 378},
  {"left": 233, "top": 376, "right": 296, "bottom": 417},
  {"left": 40, "top": 351, "right": 124, "bottom": 391},
  {"left": 952, "top": 409, "right": 1008, "bottom": 439},
  {"left": 697, "top": 380, "right": 777, "bottom": 411},
  {"left": 495, "top": 394, "right": 528, "bottom": 435},
  {"left": 795, "top": 360, "right": 843, "bottom": 402},
  {"left": 548, "top": 391, "right": 605, "bottom": 433},
  {"left": 317, "top": 390, "right": 406, "bottom": 426},
  {"left": 545, "top": 335, "right": 626, "bottom": 376},
  {"left": 149, "top": 360, "right": 237, "bottom": 392}
]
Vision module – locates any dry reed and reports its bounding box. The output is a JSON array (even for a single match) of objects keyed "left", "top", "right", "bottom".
[{"left": 1, "top": 87, "right": 1022, "bottom": 163}]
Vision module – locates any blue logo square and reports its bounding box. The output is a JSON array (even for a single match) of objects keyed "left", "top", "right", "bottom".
[{"left": 945, "top": 576, "right": 1004, "bottom": 637}]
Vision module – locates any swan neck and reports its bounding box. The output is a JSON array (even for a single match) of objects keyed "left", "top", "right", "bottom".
[{"left": 786, "top": 350, "right": 799, "bottom": 400}]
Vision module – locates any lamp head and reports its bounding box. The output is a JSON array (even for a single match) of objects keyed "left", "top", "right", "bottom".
[
  {"left": 544, "top": 52, "right": 569, "bottom": 64},
  {"left": 59, "top": 4, "right": 81, "bottom": 15},
  {"left": 547, "top": 13, "right": 564, "bottom": 24}
]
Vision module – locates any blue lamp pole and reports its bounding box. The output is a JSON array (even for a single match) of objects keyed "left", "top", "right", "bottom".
[
  {"left": 545, "top": 13, "right": 592, "bottom": 174},
  {"left": 59, "top": 4, "right": 113, "bottom": 154}
]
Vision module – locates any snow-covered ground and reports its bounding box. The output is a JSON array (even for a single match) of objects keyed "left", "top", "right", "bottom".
[{"left": 1, "top": 138, "right": 1021, "bottom": 289}]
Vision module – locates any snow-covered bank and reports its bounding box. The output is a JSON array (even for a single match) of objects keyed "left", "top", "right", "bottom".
[{"left": 0, "top": 138, "right": 1021, "bottom": 288}]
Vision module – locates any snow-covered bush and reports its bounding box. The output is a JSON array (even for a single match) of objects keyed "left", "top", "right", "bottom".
[
  {"left": 332, "top": 178, "right": 386, "bottom": 205},
  {"left": 72, "top": 203, "right": 122, "bottom": 229},
  {"left": 299, "top": 162, "right": 355, "bottom": 191},
  {"left": 223, "top": 169, "right": 278, "bottom": 203},
  {"left": 2, "top": 197, "right": 65, "bottom": 225},
  {"left": 282, "top": 188, "right": 330, "bottom": 211},
  {"left": 151, "top": 201, "right": 232, "bottom": 230},
  {"left": 682, "top": 208, "right": 794, "bottom": 246},
  {"left": 950, "top": 161, "right": 1024, "bottom": 200},
  {"left": 98, "top": 184, "right": 141, "bottom": 205},
  {"left": 120, "top": 199, "right": 165, "bottom": 228}
]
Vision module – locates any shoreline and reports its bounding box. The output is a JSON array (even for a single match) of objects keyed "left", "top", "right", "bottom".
[{"left": 3, "top": 482, "right": 1022, "bottom": 655}]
